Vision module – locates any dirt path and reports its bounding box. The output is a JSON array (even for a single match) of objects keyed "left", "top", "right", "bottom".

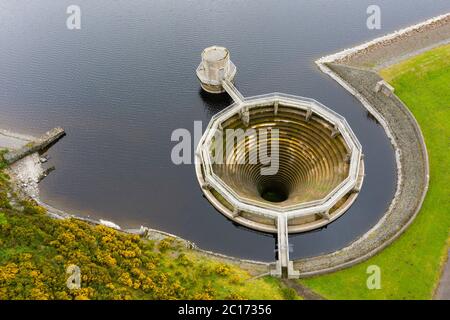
[
  {"left": 282, "top": 279, "right": 326, "bottom": 300},
  {"left": 435, "top": 249, "right": 450, "bottom": 300}
]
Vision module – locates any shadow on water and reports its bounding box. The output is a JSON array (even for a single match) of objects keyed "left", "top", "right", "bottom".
[
  {"left": 199, "top": 89, "right": 233, "bottom": 117},
  {"left": 366, "top": 111, "right": 381, "bottom": 124}
]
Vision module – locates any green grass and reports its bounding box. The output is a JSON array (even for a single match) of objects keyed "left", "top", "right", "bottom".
[{"left": 299, "top": 44, "right": 450, "bottom": 300}]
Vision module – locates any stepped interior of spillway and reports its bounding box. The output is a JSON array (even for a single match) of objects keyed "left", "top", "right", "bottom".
[{"left": 212, "top": 105, "right": 350, "bottom": 207}]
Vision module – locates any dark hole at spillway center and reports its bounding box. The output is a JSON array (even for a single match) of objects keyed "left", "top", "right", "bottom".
[{"left": 258, "top": 181, "right": 289, "bottom": 203}]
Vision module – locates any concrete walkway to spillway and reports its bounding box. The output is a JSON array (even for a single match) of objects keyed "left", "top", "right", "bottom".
[{"left": 222, "top": 79, "right": 245, "bottom": 104}]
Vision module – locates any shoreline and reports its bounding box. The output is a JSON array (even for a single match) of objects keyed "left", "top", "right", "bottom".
[
  {"left": 0, "top": 129, "right": 271, "bottom": 273},
  {"left": 317, "top": 12, "right": 450, "bottom": 68}
]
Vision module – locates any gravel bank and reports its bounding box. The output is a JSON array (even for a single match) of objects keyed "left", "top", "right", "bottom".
[{"left": 319, "top": 13, "right": 450, "bottom": 69}]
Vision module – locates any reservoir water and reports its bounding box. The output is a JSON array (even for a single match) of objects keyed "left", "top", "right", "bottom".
[{"left": 1, "top": 0, "right": 449, "bottom": 261}]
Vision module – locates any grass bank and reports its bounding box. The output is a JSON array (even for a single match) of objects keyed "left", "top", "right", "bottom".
[{"left": 299, "top": 44, "right": 450, "bottom": 299}]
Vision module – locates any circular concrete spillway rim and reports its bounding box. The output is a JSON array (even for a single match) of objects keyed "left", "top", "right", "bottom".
[{"left": 196, "top": 93, "right": 364, "bottom": 233}]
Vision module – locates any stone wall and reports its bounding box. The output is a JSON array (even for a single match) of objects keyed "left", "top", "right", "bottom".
[
  {"left": 320, "top": 13, "right": 450, "bottom": 69},
  {"left": 292, "top": 63, "right": 429, "bottom": 276}
]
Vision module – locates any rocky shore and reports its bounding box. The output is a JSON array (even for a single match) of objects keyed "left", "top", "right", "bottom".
[{"left": 319, "top": 12, "right": 450, "bottom": 69}]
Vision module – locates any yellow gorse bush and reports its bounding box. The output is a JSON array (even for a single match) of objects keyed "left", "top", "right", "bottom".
[{"left": 0, "top": 155, "right": 293, "bottom": 300}]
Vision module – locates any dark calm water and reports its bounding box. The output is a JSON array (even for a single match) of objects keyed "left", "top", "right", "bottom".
[{"left": 1, "top": 1, "right": 449, "bottom": 261}]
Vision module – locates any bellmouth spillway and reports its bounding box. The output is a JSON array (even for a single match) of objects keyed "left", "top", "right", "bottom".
[{"left": 195, "top": 46, "right": 364, "bottom": 277}]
